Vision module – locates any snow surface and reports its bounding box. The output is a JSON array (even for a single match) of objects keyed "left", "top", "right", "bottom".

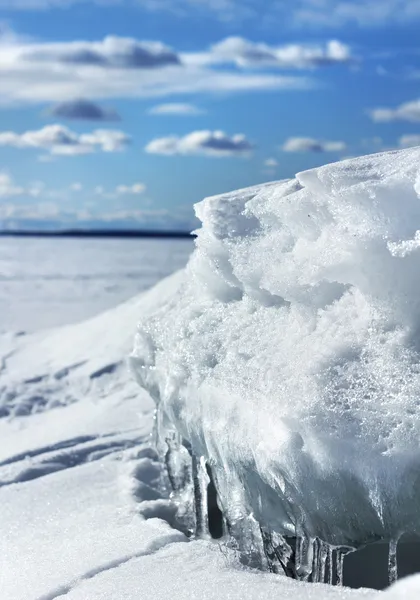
[
  {"left": 0, "top": 237, "right": 193, "bottom": 332},
  {"left": 132, "top": 147, "right": 420, "bottom": 552}
]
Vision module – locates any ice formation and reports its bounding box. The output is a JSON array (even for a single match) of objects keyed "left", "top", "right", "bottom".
[{"left": 131, "top": 147, "right": 420, "bottom": 584}]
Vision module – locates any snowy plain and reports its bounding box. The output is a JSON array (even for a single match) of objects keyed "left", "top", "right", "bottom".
[
  {"left": 3, "top": 153, "right": 420, "bottom": 599},
  {"left": 0, "top": 237, "right": 193, "bottom": 332}
]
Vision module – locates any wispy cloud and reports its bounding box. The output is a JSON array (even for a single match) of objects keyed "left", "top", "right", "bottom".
[
  {"left": 282, "top": 137, "right": 346, "bottom": 152},
  {"left": 292, "top": 0, "right": 420, "bottom": 28},
  {"left": 1, "top": 0, "right": 419, "bottom": 28},
  {"left": 264, "top": 158, "right": 278, "bottom": 167},
  {"left": 92, "top": 182, "right": 147, "bottom": 199},
  {"left": 47, "top": 99, "right": 121, "bottom": 121},
  {"left": 145, "top": 130, "right": 253, "bottom": 156},
  {"left": 0, "top": 201, "right": 196, "bottom": 231},
  {"left": 369, "top": 99, "right": 420, "bottom": 123},
  {"left": 399, "top": 134, "right": 420, "bottom": 148},
  {"left": 0, "top": 172, "right": 47, "bottom": 199},
  {"left": 115, "top": 183, "right": 146, "bottom": 195},
  {"left": 0, "top": 124, "right": 131, "bottom": 155},
  {"left": 148, "top": 103, "right": 205, "bottom": 116}
]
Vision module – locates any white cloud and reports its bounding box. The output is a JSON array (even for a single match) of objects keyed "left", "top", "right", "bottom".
[
  {"left": 70, "top": 182, "right": 83, "bottom": 191},
  {"left": 148, "top": 103, "right": 205, "bottom": 115},
  {"left": 282, "top": 137, "right": 346, "bottom": 152},
  {"left": 0, "top": 172, "right": 26, "bottom": 198},
  {"left": 115, "top": 183, "right": 146, "bottom": 195},
  {"left": 0, "top": 124, "right": 131, "bottom": 155},
  {"left": 0, "top": 201, "right": 196, "bottom": 232},
  {"left": 0, "top": 34, "right": 313, "bottom": 105},
  {"left": 20, "top": 36, "right": 181, "bottom": 69},
  {"left": 48, "top": 99, "right": 121, "bottom": 121},
  {"left": 92, "top": 182, "right": 146, "bottom": 198},
  {"left": 399, "top": 134, "right": 420, "bottom": 148},
  {"left": 264, "top": 158, "right": 278, "bottom": 167},
  {"left": 0, "top": 171, "right": 45, "bottom": 198},
  {"left": 145, "top": 130, "right": 253, "bottom": 157},
  {"left": 188, "top": 37, "right": 353, "bottom": 69},
  {"left": 369, "top": 99, "right": 420, "bottom": 123}
]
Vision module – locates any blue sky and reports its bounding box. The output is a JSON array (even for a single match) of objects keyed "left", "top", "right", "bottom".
[{"left": 0, "top": 0, "right": 419, "bottom": 231}]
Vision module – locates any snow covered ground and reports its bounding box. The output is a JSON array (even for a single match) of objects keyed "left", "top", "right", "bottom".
[
  {"left": 0, "top": 237, "right": 193, "bottom": 332},
  {"left": 2, "top": 155, "right": 420, "bottom": 599}
]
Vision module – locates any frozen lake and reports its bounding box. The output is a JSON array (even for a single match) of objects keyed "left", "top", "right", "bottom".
[{"left": 0, "top": 237, "right": 194, "bottom": 332}]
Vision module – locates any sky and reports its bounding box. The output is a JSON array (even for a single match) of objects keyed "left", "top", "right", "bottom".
[{"left": 0, "top": 0, "right": 419, "bottom": 231}]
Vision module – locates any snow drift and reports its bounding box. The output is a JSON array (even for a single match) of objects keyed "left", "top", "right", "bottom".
[{"left": 131, "top": 147, "right": 420, "bottom": 581}]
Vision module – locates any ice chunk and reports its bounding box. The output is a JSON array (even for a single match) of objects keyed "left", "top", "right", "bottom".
[{"left": 131, "top": 147, "right": 420, "bottom": 573}]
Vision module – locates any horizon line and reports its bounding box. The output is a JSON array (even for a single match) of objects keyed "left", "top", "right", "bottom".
[{"left": 0, "top": 229, "right": 196, "bottom": 239}]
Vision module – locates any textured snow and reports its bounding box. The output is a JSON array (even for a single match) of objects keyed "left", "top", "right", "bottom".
[
  {"left": 59, "top": 541, "right": 373, "bottom": 600},
  {"left": 0, "top": 268, "right": 192, "bottom": 600},
  {"left": 132, "top": 147, "right": 420, "bottom": 549}
]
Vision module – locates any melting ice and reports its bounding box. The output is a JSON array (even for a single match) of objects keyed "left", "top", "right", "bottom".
[{"left": 131, "top": 147, "right": 420, "bottom": 584}]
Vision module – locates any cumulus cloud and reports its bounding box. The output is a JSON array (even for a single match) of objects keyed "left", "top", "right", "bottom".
[
  {"left": 0, "top": 33, "right": 314, "bottom": 105},
  {"left": 190, "top": 37, "right": 353, "bottom": 69},
  {"left": 282, "top": 137, "right": 346, "bottom": 153},
  {"left": 369, "top": 99, "right": 420, "bottom": 123},
  {"left": 24, "top": 37, "right": 181, "bottom": 69},
  {"left": 0, "top": 124, "right": 131, "bottom": 155},
  {"left": 399, "top": 135, "right": 420, "bottom": 148},
  {"left": 145, "top": 130, "right": 253, "bottom": 157},
  {"left": 47, "top": 99, "right": 120, "bottom": 121},
  {"left": 148, "top": 103, "right": 204, "bottom": 115}
]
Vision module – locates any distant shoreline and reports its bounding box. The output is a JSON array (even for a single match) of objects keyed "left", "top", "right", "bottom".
[{"left": 0, "top": 229, "right": 195, "bottom": 239}]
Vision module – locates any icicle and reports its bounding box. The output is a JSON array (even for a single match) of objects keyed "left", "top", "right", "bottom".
[
  {"left": 311, "top": 538, "right": 320, "bottom": 582},
  {"left": 335, "top": 548, "right": 345, "bottom": 587},
  {"left": 165, "top": 434, "right": 192, "bottom": 493},
  {"left": 296, "top": 535, "right": 314, "bottom": 582},
  {"left": 388, "top": 537, "right": 400, "bottom": 585},
  {"left": 192, "top": 454, "right": 210, "bottom": 538},
  {"left": 260, "top": 528, "right": 276, "bottom": 573},
  {"left": 230, "top": 515, "right": 268, "bottom": 570},
  {"left": 271, "top": 532, "right": 295, "bottom": 578},
  {"left": 335, "top": 546, "right": 355, "bottom": 586},
  {"left": 260, "top": 530, "right": 294, "bottom": 577},
  {"left": 310, "top": 538, "right": 328, "bottom": 583},
  {"left": 326, "top": 545, "right": 333, "bottom": 585}
]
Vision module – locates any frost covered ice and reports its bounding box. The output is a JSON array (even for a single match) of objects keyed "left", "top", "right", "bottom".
[{"left": 132, "top": 147, "right": 420, "bottom": 584}]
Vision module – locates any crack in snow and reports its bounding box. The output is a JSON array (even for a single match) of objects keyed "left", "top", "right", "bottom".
[{"left": 35, "top": 534, "right": 188, "bottom": 600}]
